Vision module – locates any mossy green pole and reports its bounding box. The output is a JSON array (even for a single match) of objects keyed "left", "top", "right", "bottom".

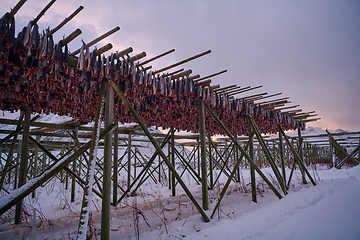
[
  {"left": 110, "top": 81, "right": 210, "bottom": 222},
  {"left": 297, "top": 128, "right": 307, "bottom": 184},
  {"left": 32, "top": 135, "right": 40, "bottom": 198},
  {"left": 112, "top": 121, "right": 119, "bottom": 206},
  {"left": 199, "top": 101, "right": 209, "bottom": 210},
  {"left": 101, "top": 82, "right": 114, "bottom": 240},
  {"left": 127, "top": 131, "right": 132, "bottom": 190},
  {"left": 71, "top": 127, "right": 78, "bottom": 203},
  {"left": 170, "top": 127, "right": 176, "bottom": 196},
  {"left": 248, "top": 118, "right": 257, "bottom": 203},
  {"left": 278, "top": 125, "right": 286, "bottom": 186},
  {"left": 15, "top": 107, "right": 31, "bottom": 224},
  {"left": 208, "top": 132, "right": 214, "bottom": 190},
  {"left": 235, "top": 136, "right": 240, "bottom": 183}
]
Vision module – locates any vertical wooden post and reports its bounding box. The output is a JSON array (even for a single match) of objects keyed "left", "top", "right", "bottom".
[
  {"left": 158, "top": 154, "right": 161, "bottom": 183},
  {"left": 71, "top": 126, "right": 78, "bottom": 203},
  {"left": 199, "top": 101, "right": 209, "bottom": 210},
  {"left": 42, "top": 149, "right": 46, "bottom": 171},
  {"left": 127, "top": 131, "right": 132, "bottom": 190},
  {"left": 14, "top": 143, "right": 21, "bottom": 189},
  {"left": 112, "top": 121, "right": 119, "bottom": 206},
  {"left": 297, "top": 128, "right": 307, "bottom": 184},
  {"left": 168, "top": 141, "right": 171, "bottom": 190},
  {"left": 101, "top": 82, "right": 114, "bottom": 240},
  {"left": 15, "top": 108, "right": 31, "bottom": 224},
  {"left": 31, "top": 208, "right": 36, "bottom": 240},
  {"left": 170, "top": 127, "right": 176, "bottom": 196},
  {"left": 134, "top": 149, "right": 137, "bottom": 179},
  {"left": 197, "top": 144, "right": 200, "bottom": 176},
  {"left": 328, "top": 132, "right": 335, "bottom": 168},
  {"left": 64, "top": 149, "right": 69, "bottom": 189},
  {"left": 248, "top": 118, "right": 256, "bottom": 203},
  {"left": 32, "top": 135, "right": 40, "bottom": 198},
  {"left": 235, "top": 136, "right": 241, "bottom": 182},
  {"left": 208, "top": 132, "right": 214, "bottom": 190},
  {"left": 278, "top": 125, "right": 286, "bottom": 185}
]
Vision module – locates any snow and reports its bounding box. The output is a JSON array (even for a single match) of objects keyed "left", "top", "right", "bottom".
[
  {"left": 141, "top": 166, "right": 360, "bottom": 240},
  {"left": 1, "top": 115, "right": 359, "bottom": 239},
  {"left": 1, "top": 165, "right": 360, "bottom": 239}
]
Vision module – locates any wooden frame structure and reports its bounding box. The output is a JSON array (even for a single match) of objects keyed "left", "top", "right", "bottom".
[{"left": 0, "top": 1, "right": 358, "bottom": 239}]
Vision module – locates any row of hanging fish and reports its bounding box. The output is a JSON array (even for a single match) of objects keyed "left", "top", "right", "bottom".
[{"left": 0, "top": 14, "right": 305, "bottom": 136}]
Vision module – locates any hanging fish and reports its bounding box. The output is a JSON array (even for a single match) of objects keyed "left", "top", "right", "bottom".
[
  {"left": 23, "top": 21, "right": 32, "bottom": 48},
  {"left": 0, "top": 13, "right": 9, "bottom": 39},
  {"left": 63, "top": 44, "right": 68, "bottom": 68},
  {"left": 83, "top": 45, "right": 90, "bottom": 71},
  {"left": 76, "top": 44, "right": 84, "bottom": 71},
  {"left": 31, "top": 23, "right": 40, "bottom": 50},
  {"left": 5, "top": 16, "right": 15, "bottom": 49},
  {"left": 47, "top": 33, "right": 54, "bottom": 58}
]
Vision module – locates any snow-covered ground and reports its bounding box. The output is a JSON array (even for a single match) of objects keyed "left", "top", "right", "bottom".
[{"left": 1, "top": 165, "right": 359, "bottom": 240}]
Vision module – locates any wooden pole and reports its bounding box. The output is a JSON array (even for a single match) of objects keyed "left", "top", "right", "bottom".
[
  {"left": 278, "top": 125, "right": 286, "bottom": 185},
  {"left": 208, "top": 132, "right": 214, "bottom": 190},
  {"left": 226, "top": 86, "right": 251, "bottom": 95},
  {"left": 127, "top": 132, "right": 132, "bottom": 190},
  {"left": 115, "top": 47, "right": 133, "bottom": 58},
  {"left": 138, "top": 49, "right": 175, "bottom": 66},
  {"left": 153, "top": 50, "right": 211, "bottom": 74},
  {"left": 297, "top": 128, "right": 307, "bottom": 184},
  {"left": 213, "top": 84, "right": 237, "bottom": 93},
  {"left": 128, "top": 52, "right": 146, "bottom": 62},
  {"left": 71, "top": 126, "right": 78, "bottom": 202},
  {"left": 59, "top": 29, "right": 82, "bottom": 47},
  {"left": 32, "top": 135, "right": 40, "bottom": 198},
  {"left": 193, "top": 70, "right": 227, "bottom": 82},
  {"left": 101, "top": 81, "right": 114, "bottom": 240},
  {"left": 32, "top": 0, "right": 57, "bottom": 25},
  {"left": 171, "top": 127, "right": 176, "bottom": 196},
  {"left": 195, "top": 79, "right": 212, "bottom": 87},
  {"left": 199, "top": 101, "right": 209, "bottom": 210},
  {"left": 7, "top": 0, "right": 27, "bottom": 22},
  {"left": 168, "top": 140, "right": 171, "bottom": 190},
  {"left": 112, "top": 121, "right": 119, "bottom": 206},
  {"left": 15, "top": 108, "right": 31, "bottom": 224},
  {"left": 47, "top": 6, "right": 84, "bottom": 36},
  {"left": 71, "top": 26, "right": 120, "bottom": 55},
  {"left": 248, "top": 118, "right": 257, "bottom": 203},
  {"left": 228, "top": 85, "right": 262, "bottom": 96},
  {"left": 235, "top": 136, "right": 241, "bottom": 182},
  {"left": 162, "top": 68, "right": 184, "bottom": 77},
  {"left": 171, "top": 69, "right": 192, "bottom": 80}
]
